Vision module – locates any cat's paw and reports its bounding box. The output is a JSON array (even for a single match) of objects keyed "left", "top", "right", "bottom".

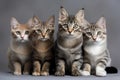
[
  {"left": 14, "top": 71, "right": 22, "bottom": 76},
  {"left": 55, "top": 70, "right": 65, "bottom": 76},
  {"left": 72, "top": 69, "right": 81, "bottom": 76},
  {"left": 32, "top": 72, "right": 40, "bottom": 76},
  {"left": 41, "top": 71, "right": 49, "bottom": 76},
  {"left": 23, "top": 71, "right": 29, "bottom": 75},
  {"left": 96, "top": 66, "right": 107, "bottom": 77},
  {"left": 81, "top": 71, "right": 90, "bottom": 76}
]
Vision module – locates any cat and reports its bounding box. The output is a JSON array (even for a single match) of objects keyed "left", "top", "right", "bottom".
[
  {"left": 30, "top": 16, "right": 55, "bottom": 76},
  {"left": 55, "top": 7, "right": 85, "bottom": 76},
  {"left": 8, "top": 17, "right": 33, "bottom": 75},
  {"left": 82, "top": 17, "right": 111, "bottom": 76}
]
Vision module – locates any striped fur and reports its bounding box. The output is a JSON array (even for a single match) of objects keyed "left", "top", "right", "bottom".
[
  {"left": 31, "top": 16, "right": 55, "bottom": 76},
  {"left": 82, "top": 17, "right": 111, "bottom": 76},
  {"left": 8, "top": 17, "right": 33, "bottom": 75},
  {"left": 55, "top": 7, "right": 84, "bottom": 76}
]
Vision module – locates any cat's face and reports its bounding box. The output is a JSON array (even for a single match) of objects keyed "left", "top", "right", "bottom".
[
  {"left": 32, "top": 16, "right": 55, "bottom": 41},
  {"left": 11, "top": 17, "right": 33, "bottom": 42},
  {"left": 58, "top": 7, "right": 85, "bottom": 38},
  {"left": 84, "top": 17, "right": 107, "bottom": 42}
]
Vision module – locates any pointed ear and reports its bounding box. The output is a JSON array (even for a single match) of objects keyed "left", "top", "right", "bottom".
[
  {"left": 27, "top": 18, "right": 33, "bottom": 27},
  {"left": 33, "top": 16, "right": 41, "bottom": 25},
  {"left": 75, "top": 8, "right": 84, "bottom": 23},
  {"left": 96, "top": 17, "right": 106, "bottom": 29},
  {"left": 10, "top": 17, "right": 20, "bottom": 29},
  {"left": 59, "top": 6, "right": 68, "bottom": 23},
  {"left": 46, "top": 15, "right": 55, "bottom": 26}
]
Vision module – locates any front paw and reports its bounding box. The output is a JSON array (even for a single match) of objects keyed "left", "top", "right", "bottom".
[
  {"left": 55, "top": 70, "right": 65, "bottom": 76},
  {"left": 41, "top": 71, "right": 49, "bottom": 76},
  {"left": 14, "top": 71, "right": 22, "bottom": 76},
  {"left": 23, "top": 71, "right": 29, "bottom": 75},
  {"left": 32, "top": 72, "right": 40, "bottom": 76},
  {"left": 81, "top": 71, "right": 90, "bottom": 76},
  {"left": 72, "top": 69, "right": 81, "bottom": 76},
  {"left": 96, "top": 66, "right": 107, "bottom": 77}
]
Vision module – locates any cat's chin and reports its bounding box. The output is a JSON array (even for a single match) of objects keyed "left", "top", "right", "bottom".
[
  {"left": 39, "top": 38, "right": 48, "bottom": 41},
  {"left": 16, "top": 39, "right": 29, "bottom": 43}
]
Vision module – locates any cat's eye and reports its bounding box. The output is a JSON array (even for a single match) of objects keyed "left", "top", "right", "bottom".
[
  {"left": 73, "top": 24, "right": 79, "bottom": 29},
  {"left": 86, "top": 32, "right": 92, "bottom": 35},
  {"left": 73, "top": 26, "right": 78, "bottom": 29},
  {"left": 36, "top": 29, "right": 41, "bottom": 33},
  {"left": 63, "top": 24, "right": 68, "bottom": 28},
  {"left": 25, "top": 31, "right": 29, "bottom": 34},
  {"left": 97, "top": 31, "right": 102, "bottom": 35},
  {"left": 16, "top": 31, "right": 21, "bottom": 35},
  {"left": 46, "top": 29, "right": 51, "bottom": 32}
]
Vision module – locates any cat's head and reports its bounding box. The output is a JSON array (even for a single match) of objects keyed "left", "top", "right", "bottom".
[
  {"left": 84, "top": 17, "right": 107, "bottom": 42},
  {"left": 58, "top": 7, "right": 85, "bottom": 38},
  {"left": 31, "top": 16, "right": 55, "bottom": 41},
  {"left": 10, "top": 17, "right": 33, "bottom": 42}
]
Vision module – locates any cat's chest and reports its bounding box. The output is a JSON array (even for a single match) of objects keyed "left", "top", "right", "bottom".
[
  {"left": 84, "top": 44, "right": 106, "bottom": 56},
  {"left": 35, "top": 42, "right": 52, "bottom": 53},
  {"left": 17, "top": 54, "right": 29, "bottom": 63},
  {"left": 12, "top": 44, "right": 32, "bottom": 55}
]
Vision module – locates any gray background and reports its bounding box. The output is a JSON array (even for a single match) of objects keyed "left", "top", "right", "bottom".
[{"left": 0, "top": 0, "right": 120, "bottom": 72}]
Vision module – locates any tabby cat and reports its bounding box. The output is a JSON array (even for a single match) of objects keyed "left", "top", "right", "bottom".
[
  {"left": 8, "top": 17, "right": 33, "bottom": 75},
  {"left": 55, "top": 7, "right": 85, "bottom": 76},
  {"left": 31, "top": 16, "right": 55, "bottom": 76},
  {"left": 82, "top": 17, "right": 111, "bottom": 76}
]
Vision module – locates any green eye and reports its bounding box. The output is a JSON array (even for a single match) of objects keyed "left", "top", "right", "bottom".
[
  {"left": 63, "top": 24, "right": 68, "bottom": 28},
  {"left": 25, "top": 31, "right": 29, "bottom": 34},
  {"left": 46, "top": 29, "right": 51, "bottom": 32},
  {"left": 97, "top": 31, "right": 102, "bottom": 35},
  {"left": 36, "top": 29, "right": 41, "bottom": 33},
  {"left": 16, "top": 31, "right": 21, "bottom": 35},
  {"left": 87, "top": 32, "right": 92, "bottom": 35}
]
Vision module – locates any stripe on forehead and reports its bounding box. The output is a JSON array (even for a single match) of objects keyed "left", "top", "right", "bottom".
[
  {"left": 90, "top": 23, "right": 97, "bottom": 30},
  {"left": 40, "top": 22, "right": 46, "bottom": 29},
  {"left": 68, "top": 15, "right": 75, "bottom": 23}
]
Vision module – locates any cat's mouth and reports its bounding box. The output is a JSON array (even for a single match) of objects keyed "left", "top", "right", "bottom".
[{"left": 40, "top": 38, "right": 48, "bottom": 41}]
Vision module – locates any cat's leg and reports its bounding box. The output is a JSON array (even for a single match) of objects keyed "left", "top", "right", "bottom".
[
  {"left": 71, "top": 61, "right": 82, "bottom": 76},
  {"left": 13, "top": 62, "right": 22, "bottom": 75},
  {"left": 96, "top": 61, "right": 107, "bottom": 76},
  {"left": 23, "top": 61, "right": 31, "bottom": 75},
  {"left": 41, "top": 61, "right": 50, "bottom": 76},
  {"left": 55, "top": 59, "right": 65, "bottom": 76},
  {"left": 32, "top": 61, "right": 41, "bottom": 76},
  {"left": 81, "top": 63, "right": 91, "bottom": 76}
]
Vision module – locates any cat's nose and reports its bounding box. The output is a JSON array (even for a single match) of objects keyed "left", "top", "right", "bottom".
[
  {"left": 68, "top": 30, "right": 72, "bottom": 34},
  {"left": 42, "top": 35, "right": 45, "bottom": 38},
  {"left": 93, "top": 36, "right": 97, "bottom": 41}
]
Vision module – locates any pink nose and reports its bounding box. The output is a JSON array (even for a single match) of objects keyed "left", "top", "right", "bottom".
[{"left": 93, "top": 37, "right": 97, "bottom": 41}]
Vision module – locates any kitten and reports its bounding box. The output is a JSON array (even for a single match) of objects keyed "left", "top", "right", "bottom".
[
  {"left": 31, "top": 16, "right": 55, "bottom": 76},
  {"left": 82, "top": 17, "right": 111, "bottom": 76},
  {"left": 55, "top": 7, "right": 85, "bottom": 76},
  {"left": 8, "top": 17, "right": 33, "bottom": 75}
]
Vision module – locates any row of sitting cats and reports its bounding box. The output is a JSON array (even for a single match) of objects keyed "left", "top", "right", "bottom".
[{"left": 8, "top": 6, "right": 117, "bottom": 76}]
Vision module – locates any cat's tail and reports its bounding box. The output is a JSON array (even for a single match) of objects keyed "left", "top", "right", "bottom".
[{"left": 105, "top": 66, "right": 118, "bottom": 73}]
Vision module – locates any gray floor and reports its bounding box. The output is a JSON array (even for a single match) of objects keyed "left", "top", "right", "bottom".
[{"left": 0, "top": 71, "right": 119, "bottom": 80}]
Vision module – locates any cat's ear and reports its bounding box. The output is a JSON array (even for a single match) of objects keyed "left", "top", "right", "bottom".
[
  {"left": 10, "top": 17, "right": 20, "bottom": 29},
  {"left": 33, "top": 16, "right": 41, "bottom": 25},
  {"left": 75, "top": 8, "right": 84, "bottom": 23},
  {"left": 59, "top": 6, "right": 68, "bottom": 23},
  {"left": 46, "top": 15, "right": 55, "bottom": 27},
  {"left": 27, "top": 18, "right": 34, "bottom": 27},
  {"left": 96, "top": 17, "right": 106, "bottom": 29}
]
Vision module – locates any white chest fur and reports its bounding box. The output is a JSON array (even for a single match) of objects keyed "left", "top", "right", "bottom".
[
  {"left": 84, "top": 41, "right": 106, "bottom": 56},
  {"left": 17, "top": 54, "right": 29, "bottom": 63}
]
